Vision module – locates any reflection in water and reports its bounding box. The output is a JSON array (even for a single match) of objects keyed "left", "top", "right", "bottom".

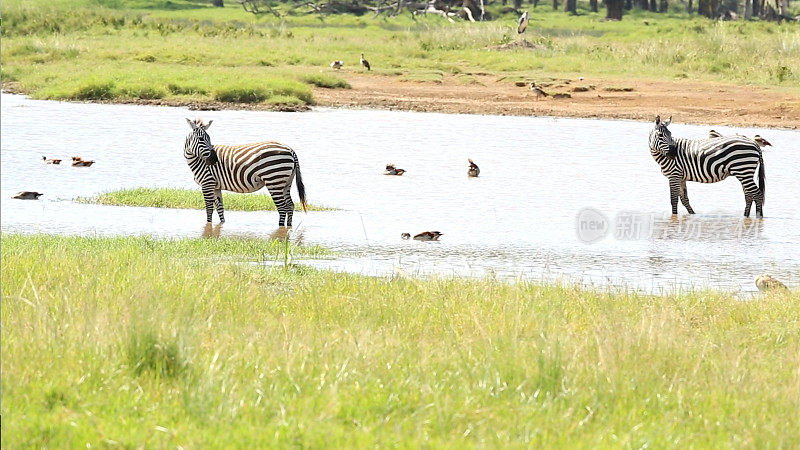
[{"left": 1, "top": 93, "right": 799, "bottom": 294}]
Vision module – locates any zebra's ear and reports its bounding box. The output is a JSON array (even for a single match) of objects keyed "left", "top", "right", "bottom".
[
  {"left": 654, "top": 115, "right": 661, "bottom": 126},
  {"left": 203, "top": 120, "right": 213, "bottom": 130},
  {"left": 186, "top": 118, "right": 197, "bottom": 130},
  {"left": 664, "top": 116, "right": 672, "bottom": 126}
]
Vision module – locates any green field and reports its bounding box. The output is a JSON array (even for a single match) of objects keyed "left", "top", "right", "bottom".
[
  {"left": 2, "top": 233, "right": 799, "bottom": 447},
  {"left": 79, "top": 187, "right": 333, "bottom": 211},
  {"left": 2, "top": 0, "right": 798, "bottom": 107}
]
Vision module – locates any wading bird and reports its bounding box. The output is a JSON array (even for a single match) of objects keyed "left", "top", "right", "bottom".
[
  {"left": 468, "top": 159, "right": 480, "bottom": 177},
  {"left": 755, "top": 274, "right": 789, "bottom": 293},
  {"left": 330, "top": 60, "right": 344, "bottom": 70},
  {"left": 517, "top": 11, "right": 529, "bottom": 34},
  {"left": 384, "top": 164, "right": 405, "bottom": 176},
  {"left": 360, "top": 53, "right": 371, "bottom": 71},
  {"left": 13, "top": 191, "right": 43, "bottom": 200},
  {"left": 42, "top": 156, "right": 61, "bottom": 165},
  {"left": 529, "top": 82, "right": 548, "bottom": 100}
]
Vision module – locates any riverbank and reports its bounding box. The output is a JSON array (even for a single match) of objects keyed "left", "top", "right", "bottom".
[{"left": 2, "top": 233, "right": 798, "bottom": 447}]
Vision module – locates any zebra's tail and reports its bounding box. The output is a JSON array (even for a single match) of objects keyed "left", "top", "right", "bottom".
[
  {"left": 758, "top": 150, "right": 765, "bottom": 205},
  {"left": 294, "top": 153, "right": 308, "bottom": 212}
]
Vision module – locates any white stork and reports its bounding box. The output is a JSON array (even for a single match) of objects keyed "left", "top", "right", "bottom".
[{"left": 330, "top": 60, "right": 344, "bottom": 70}]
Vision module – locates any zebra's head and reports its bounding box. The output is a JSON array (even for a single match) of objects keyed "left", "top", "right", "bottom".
[
  {"left": 185, "top": 118, "right": 218, "bottom": 165},
  {"left": 649, "top": 115, "right": 677, "bottom": 158}
]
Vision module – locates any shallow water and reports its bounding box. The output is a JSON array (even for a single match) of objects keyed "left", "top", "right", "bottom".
[{"left": 2, "top": 93, "right": 798, "bottom": 293}]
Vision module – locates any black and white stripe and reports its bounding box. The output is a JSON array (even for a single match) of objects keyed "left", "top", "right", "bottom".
[
  {"left": 648, "top": 116, "right": 765, "bottom": 217},
  {"left": 184, "top": 119, "right": 307, "bottom": 227}
]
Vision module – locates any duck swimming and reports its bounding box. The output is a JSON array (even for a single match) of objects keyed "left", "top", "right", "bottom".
[
  {"left": 413, "top": 231, "right": 443, "bottom": 241},
  {"left": 384, "top": 164, "right": 406, "bottom": 176},
  {"left": 468, "top": 159, "right": 480, "bottom": 177}
]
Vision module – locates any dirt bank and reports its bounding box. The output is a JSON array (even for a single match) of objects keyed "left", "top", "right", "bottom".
[{"left": 314, "top": 74, "right": 800, "bottom": 129}]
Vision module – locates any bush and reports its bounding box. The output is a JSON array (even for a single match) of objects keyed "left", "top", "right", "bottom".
[
  {"left": 71, "top": 80, "right": 116, "bottom": 100},
  {"left": 301, "top": 73, "right": 351, "bottom": 89}
]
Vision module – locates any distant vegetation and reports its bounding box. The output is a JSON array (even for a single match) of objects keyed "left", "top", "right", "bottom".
[
  {"left": 80, "top": 187, "right": 333, "bottom": 211},
  {"left": 2, "top": 233, "right": 799, "bottom": 447},
  {"left": 1, "top": 0, "right": 798, "bottom": 106}
]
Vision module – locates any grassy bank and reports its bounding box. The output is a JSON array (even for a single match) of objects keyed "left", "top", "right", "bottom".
[
  {"left": 79, "top": 187, "right": 333, "bottom": 211},
  {"left": 2, "top": 233, "right": 799, "bottom": 447},
  {"left": 2, "top": 0, "right": 798, "bottom": 107}
]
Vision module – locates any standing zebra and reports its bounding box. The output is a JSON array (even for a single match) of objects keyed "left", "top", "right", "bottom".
[
  {"left": 648, "top": 116, "right": 765, "bottom": 217},
  {"left": 183, "top": 119, "right": 307, "bottom": 227}
]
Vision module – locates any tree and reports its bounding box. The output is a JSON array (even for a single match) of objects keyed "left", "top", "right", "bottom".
[
  {"left": 744, "top": 0, "right": 752, "bottom": 19},
  {"left": 212, "top": 0, "right": 224, "bottom": 5},
  {"left": 564, "top": 0, "right": 577, "bottom": 13},
  {"left": 659, "top": 0, "right": 668, "bottom": 11},
  {"left": 606, "top": 0, "right": 624, "bottom": 18},
  {"left": 552, "top": 0, "right": 559, "bottom": 9},
  {"left": 591, "top": 0, "right": 599, "bottom": 11}
]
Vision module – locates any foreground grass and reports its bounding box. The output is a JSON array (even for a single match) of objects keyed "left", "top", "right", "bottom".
[
  {"left": 1, "top": 0, "right": 798, "bottom": 107},
  {"left": 79, "top": 187, "right": 333, "bottom": 211},
  {"left": 2, "top": 233, "right": 799, "bottom": 447}
]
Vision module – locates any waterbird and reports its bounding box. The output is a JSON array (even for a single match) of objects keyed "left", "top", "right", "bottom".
[
  {"left": 330, "top": 60, "right": 344, "bottom": 70},
  {"left": 755, "top": 274, "right": 789, "bottom": 293},
  {"left": 517, "top": 11, "right": 529, "bottom": 34},
  {"left": 360, "top": 53, "right": 371, "bottom": 71},
  {"left": 529, "top": 82, "right": 548, "bottom": 100},
  {"left": 413, "top": 231, "right": 443, "bottom": 241},
  {"left": 13, "top": 191, "right": 43, "bottom": 200},
  {"left": 42, "top": 156, "right": 61, "bottom": 164},
  {"left": 384, "top": 164, "right": 405, "bottom": 176},
  {"left": 753, "top": 135, "right": 772, "bottom": 147},
  {"left": 72, "top": 159, "right": 96, "bottom": 167},
  {"left": 401, "top": 233, "right": 411, "bottom": 240},
  {"left": 468, "top": 159, "right": 480, "bottom": 177},
  {"left": 708, "top": 129, "right": 723, "bottom": 138}
]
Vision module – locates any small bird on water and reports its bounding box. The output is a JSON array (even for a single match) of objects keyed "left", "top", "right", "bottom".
[
  {"left": 72, "top": 159, "right": 96, "bottom": 167},
  {"left": 13, "top": 191, "right": 43, "bottom": 200},
  {"left": 412, "top": 231, "right": 443, "bottom": 241},
  {"left": 42, "top": 156, "right": 61, "bottom": 164},
  {"left": 517, "top": 11, "right": 529, "bottom": 34},
  {"left": 330, "top": 60, "right": 344, "bottom": 70},
  {"left": 360, "top": 53, "right": 371, "bottom": 71},
  {"left": 753, "top": 135, "right": 772, "bottom": 147},
  {"left": 401, "top": 233, "right": 411, "bottom": 240},
  {"left": 468, "top": 159, "right": 480, "bottom": 177},
  {"left": 755, "top": 274, "right": 789, "bottom": 293},
  {"left": 529, "top": 82, "right": 548, "bottom": 101},
  {"left": 384, "top": 164, "right": 405, "bottom": 176}
]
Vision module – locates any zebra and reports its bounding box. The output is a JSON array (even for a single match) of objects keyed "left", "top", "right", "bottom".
[
  {"left": 183, "top": 118, "right": 307, "bottom": 227},
  {"left": 648, "top": 116, "right": 765, "bottom": 218}
]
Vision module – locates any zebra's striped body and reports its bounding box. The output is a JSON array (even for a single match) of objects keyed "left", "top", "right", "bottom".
[
  {"left": 648, "top": 116, "right": 764, "bottom": 217},
  {"left": 184, "top": 119, "right": 307, "bottom": 227}
]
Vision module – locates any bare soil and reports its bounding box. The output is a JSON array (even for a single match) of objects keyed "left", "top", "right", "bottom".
[{"left": 313, "top": 74, "right": 800, "bottom": 129}]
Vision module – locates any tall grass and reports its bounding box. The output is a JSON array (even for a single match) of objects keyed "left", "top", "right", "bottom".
[
  {"left": 79, "top": 187, "right": 332, "bottom": 211},
  {"left": 2, "top": 233, "right": 799, "bottom": 447}
]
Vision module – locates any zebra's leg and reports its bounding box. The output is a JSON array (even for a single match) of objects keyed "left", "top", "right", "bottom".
[
  {"left": 266, "top": 186, "right": 289, "bottom": 227},
  {"left": 214, "top": 189, "right": 225, "bottom": 223},
  {"left": 679, "top": 181, "right": 695, "bottom": 214},
  {"left": 201, "top": 186, "right": 216, "bottom": 223},
  {"left": 282, "top": 186, "right": 295, "bottom": 227},
  {"left": 668, "top": 178, "right": 680, "bottom": 215},
  {"left": 734, "top": 174, "right": 758, "bottom": 218}
]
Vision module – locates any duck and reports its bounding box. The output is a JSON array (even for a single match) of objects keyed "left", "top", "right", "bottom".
[
  {"left": 413, "top": 231, "right": 443, "bottom": 241},
  {"left": 753, "top": 135, "right": 772, "bottom": 147},
  {"left": 401, "top": 233, "right": 411, "bottom": 240},
  {"left": 72, "top": 156, "right": 84, "bottom": 162},
  {"left": 13, "top": 191, "right": 43, "bottom": 200},
  {"left": 468, "top": 158, "right": 480, "bottom": 177},
  {"left": 384, "top": 164, "right": 405, "bottom": 176},
  {"left": 72, "top": 159, "right": 96, "bottom": 167},
  {"left": 529, "top": 82, "right": 548, "bottom": 101},
  {"left": 42, "top": 156, "right": 61, "bottom": 165},
  {"left": 708, "top": 129, "right": 723, "bottom": 138},
  {"left": 755, "top": 274, "right": 789, "bottom": 293},
  {"left": 360, "top": 53, "right": 371, "bottom": 71},
  {"left": 330, "top": 60, "right": 344, "bottom": 70}
]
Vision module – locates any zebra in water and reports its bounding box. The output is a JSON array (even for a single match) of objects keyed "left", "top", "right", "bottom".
[
  {"left": 648, "top": 116, "right": 765, "bottom": 217},
  {"left": 183, "top": 118, "right": 307, "bottom": 227}
]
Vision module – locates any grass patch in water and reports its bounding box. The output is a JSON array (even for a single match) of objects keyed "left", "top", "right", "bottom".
[
  {"left": 1, "top": 233, "right": 799, "bottom": 447},
  {"left": 79, "top": 187, "right": 334, "bottom": 211}
]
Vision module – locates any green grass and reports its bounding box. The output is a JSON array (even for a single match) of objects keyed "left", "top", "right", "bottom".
[
  {"left": 78, "top": 187, "right": 333, "bottom": 211},
  {"left": 1, "top": 233, "right": 799, "bottom": 447},
  {"left": 1, "top": 0, "right": 798, "bottom": 106}
]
